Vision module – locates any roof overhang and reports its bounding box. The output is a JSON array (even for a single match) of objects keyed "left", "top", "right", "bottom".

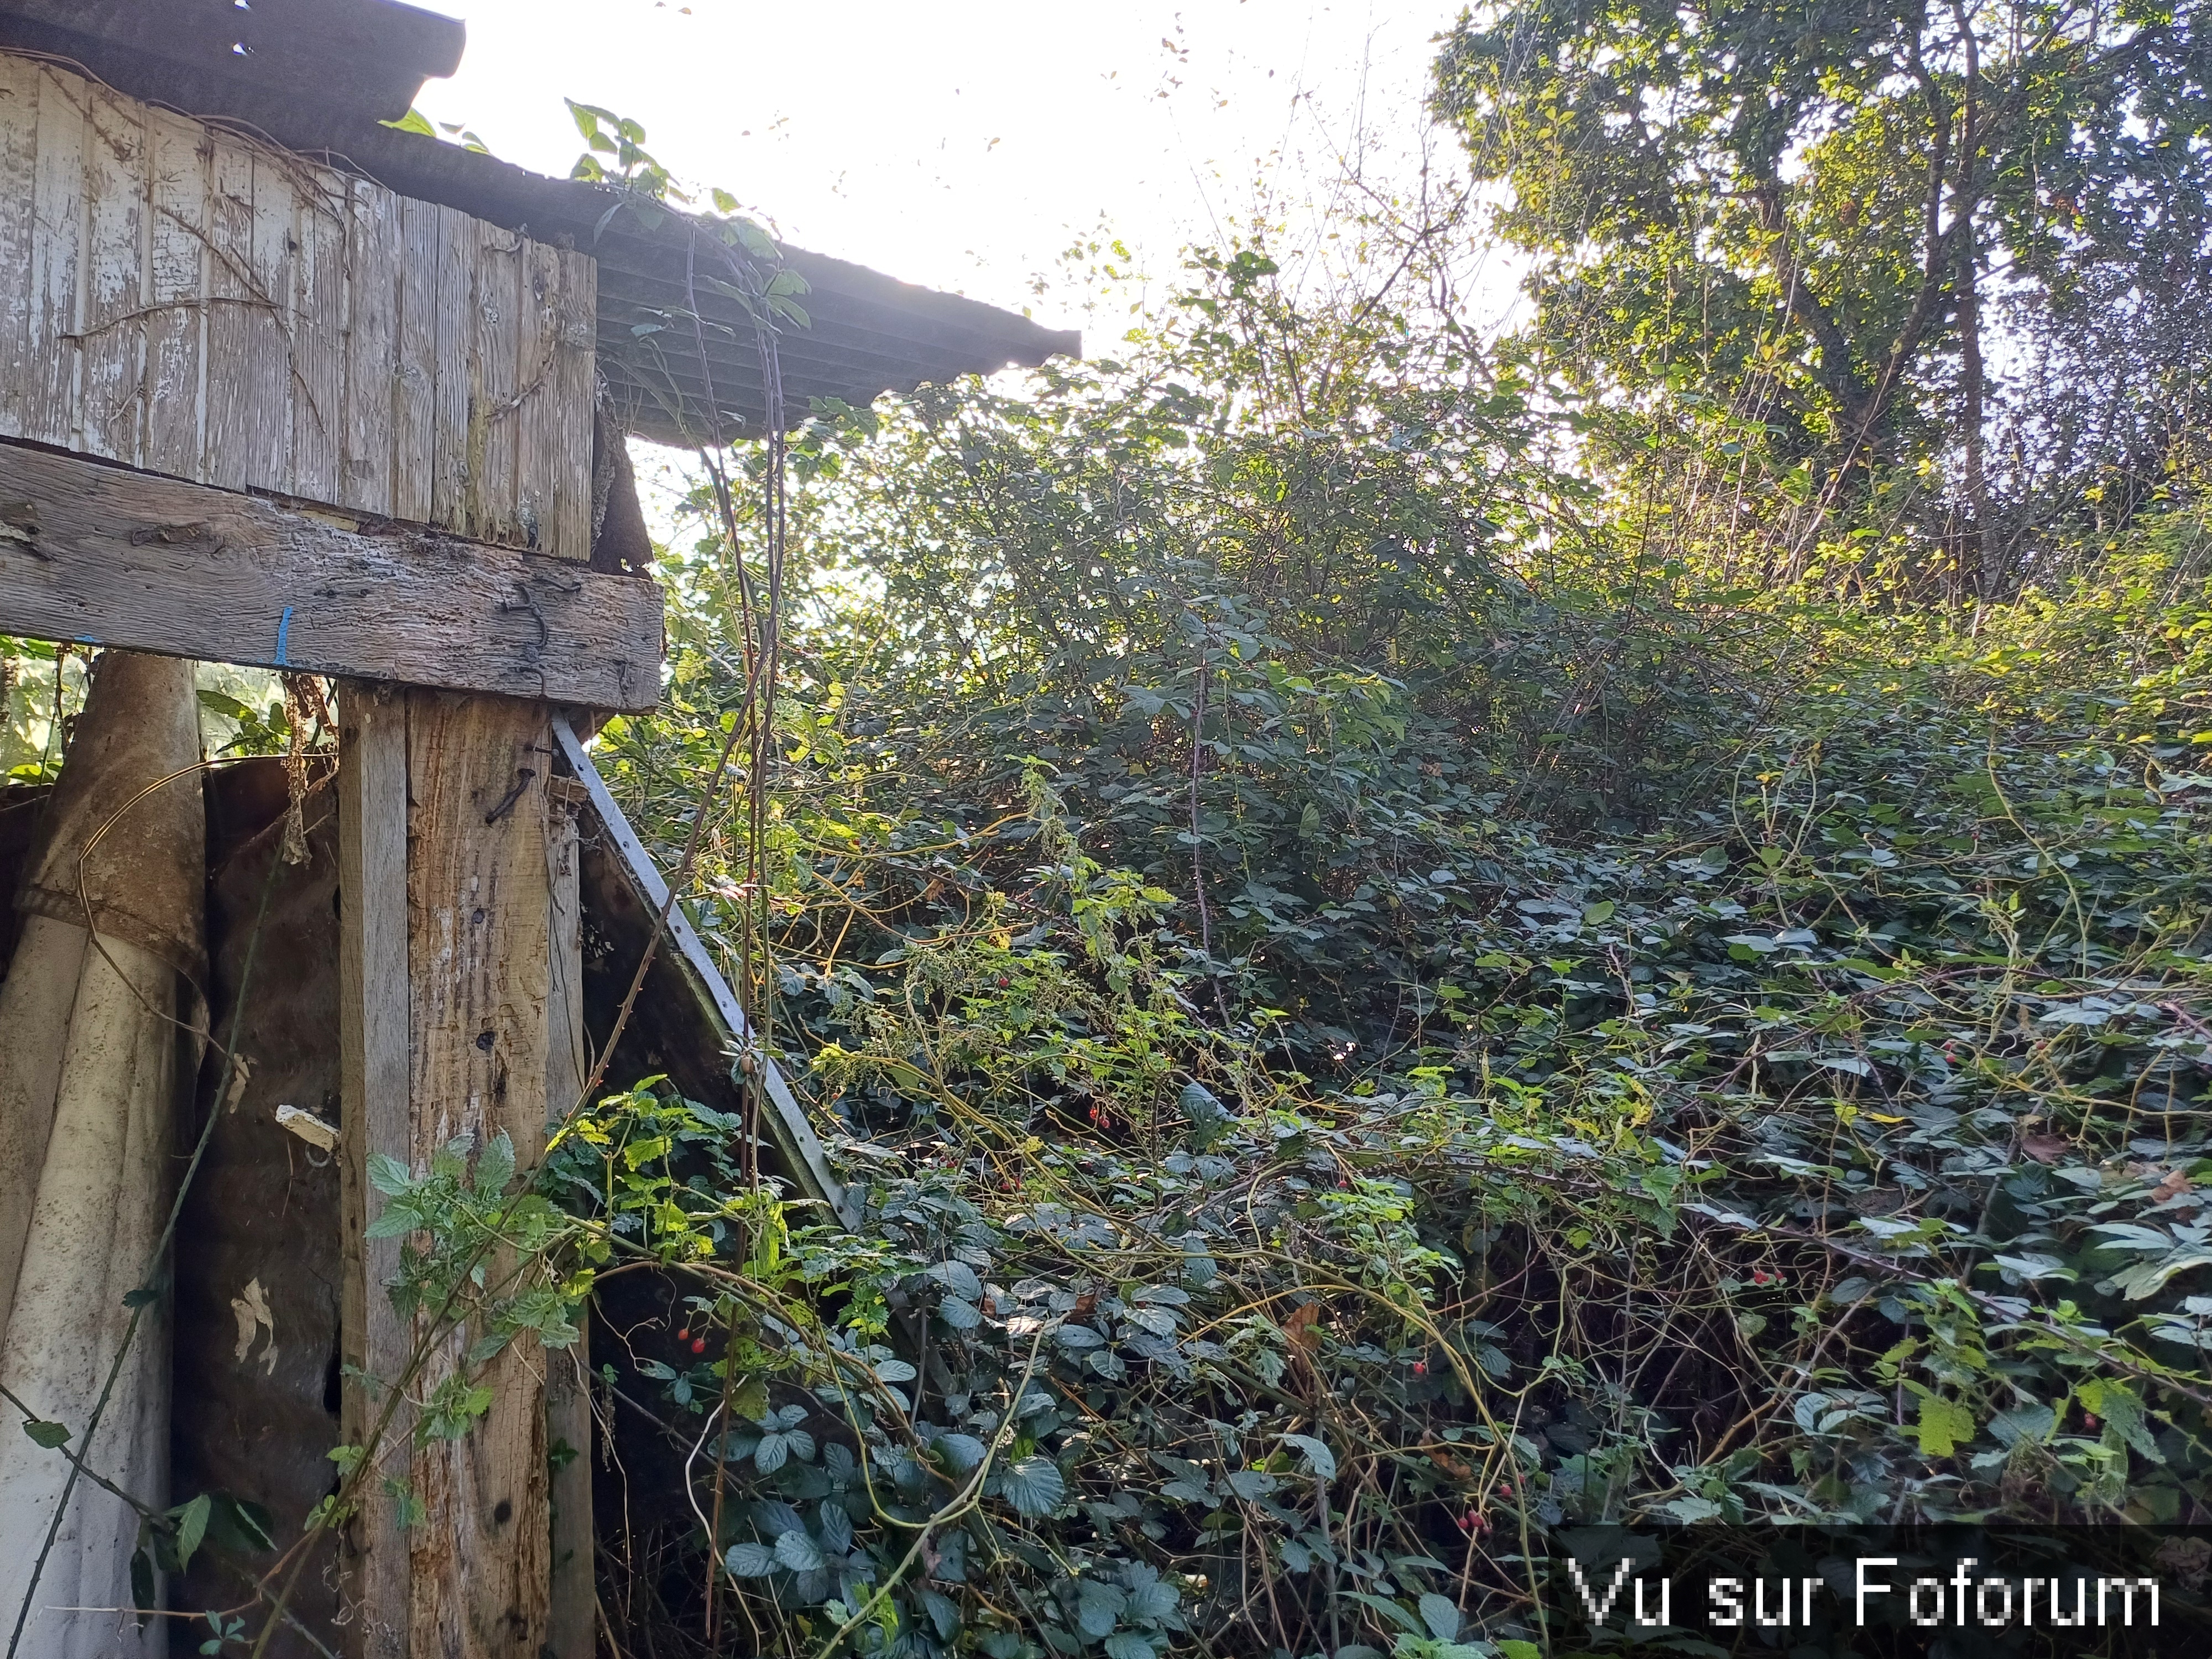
[{"left": 0, "top": 0, "right": 1079, "bottom": 447}]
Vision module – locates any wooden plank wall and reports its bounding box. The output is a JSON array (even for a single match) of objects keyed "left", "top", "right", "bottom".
[{"left": 0, "top": 54, "right": 597, "bottom": 561}]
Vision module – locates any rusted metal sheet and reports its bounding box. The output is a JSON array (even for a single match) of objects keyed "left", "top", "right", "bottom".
[{"left": 170, "top": 760, "right": 344, "bottom": 1659}]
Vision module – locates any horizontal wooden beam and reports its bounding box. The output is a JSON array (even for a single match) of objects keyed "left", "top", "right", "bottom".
[{"left": 0, "top": 441, "right": 662, "bottom": 710}]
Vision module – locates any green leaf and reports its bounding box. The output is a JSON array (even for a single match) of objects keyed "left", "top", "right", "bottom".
[
  {"left": 774, "top": 1528, "right": 825, "bottom": 1572},
  {"left": 130, "top": 1545, "right": 156, "bottom": 1616},
  {"left": 1418, "top": 1593, "right": 1461, "bottom": 1642},
  {"left": 1281, "top": 1433, "right": 1337, "bottom": 1480},
  {"left": 1909, "top": 1387, "right": 1976, "bottom": 1457},
  {"left": 172, "top": 1493, "right": 212, "bottom": 1572},
  {"left": 366, "top": 1154, "right": 414, "bottom": 1197},
  {"left": 724, "top": 1541, "right": 775, "bottom": 1577},
  {"left": 1341, "top": 1593, "right": 1423, "bottom": 1635},
  {"left": 22, "top": 1418, "right": 69, "bottom": 1449},
  {"left": 998, "top": 1454, "right": 1066, "bottom": 1516},
  {"left": 474, "top": 1130, "right": 516, "bottom": 1198},
  {"left": 933, "top": 1432, "right": 987, "bottom": 1474},
  {"left": 382, "top": 107, "right": 438, "bottom": 138}
]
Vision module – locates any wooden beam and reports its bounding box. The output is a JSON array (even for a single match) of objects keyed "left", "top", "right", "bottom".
[
  {"left": 0, "top": 440, "right": 662, "bottom": 709},
  {"left": 403, "top": 691, "right": 554, "bottom": 1657},
  {"left": 337, "top": 686, "right": 413, "bottom": 1659}
]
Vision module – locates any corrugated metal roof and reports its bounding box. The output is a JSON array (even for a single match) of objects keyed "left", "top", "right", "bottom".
[
  {"left": 0, "top": 0, "right": 463, "bottom": 124},
  {"left": 0, "top": 0, "right": 1078, "bottom": 446}
]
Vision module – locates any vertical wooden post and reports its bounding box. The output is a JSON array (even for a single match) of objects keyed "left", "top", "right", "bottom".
[
  {"left": 338, "top": 686, "right": 413, "bottom": 1659},
  {"left": 342, "top": 688, "right": 558, "bottom": 1658},
  {"left": 404, "top": 691, "right": 553, "bottom": 1657},
  {"left": 544, "top": 790, "right": 594, "bottom": 1658}
]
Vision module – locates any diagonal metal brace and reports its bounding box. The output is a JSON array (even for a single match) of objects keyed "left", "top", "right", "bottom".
[{"left": 550, "top": 713, "right": 854, "bottom": 1227}]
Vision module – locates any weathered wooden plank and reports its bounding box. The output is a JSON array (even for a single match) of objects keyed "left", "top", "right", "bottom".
[
  {"left": 76, "top": 85, "right": 146, "bottom": 464},
  {"left": 142, "top": 108, "right": 210, "bottom": 482},
  {"left": 0, "top": 440, "right": 665, "bottom": 709},
  {"left": 403, "top": 690, "right": 554, "bottom": 1659},
  {"left": 391, "top": 194, "right": 442, "bottom": 524},
  {"left": 240, "top": 150, "right": 297, "bottom": 491},
  {"left": 515, "top": 238, "right": 560, "bottom": 554},
  {"left": 202, "top": 136, "right": 258, "bottom": 491},
  {"left": 291, "top": 166, "right": 347, "bottom": 504},
  {"left": 552, "top": 251, "right": 598, "bottom": 564},
  {"left": 340, "top": 178, "right": 399, "bottom": 517},
  {"left": 543, "top": 785, "right": 592, "bottom": 1659},
  {"left": 25, "top": 64, "right": 85, "bottom": 451},
  {"left": 427, "top": 205, "right": 473, "bottom": 533},
  {"left": 337, "top": 686, "right": 413, "bottom": 1659},
  {"left": 0, "top": 57, "right": 42, "bottom": 442},
  {"left": 472, "top": 219, "right": 522, "bottom": 545}
]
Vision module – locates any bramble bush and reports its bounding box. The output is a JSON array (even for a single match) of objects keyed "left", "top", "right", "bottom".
[{"left": 551, "top": 210, "right": 2212, "bottom": 1655}]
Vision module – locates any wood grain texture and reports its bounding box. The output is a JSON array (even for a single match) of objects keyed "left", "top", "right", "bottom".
[
  {"left": 471, "top": 218, "right": 521, "bottom": 546},
  {"left": 342, "top": 178, "right": 399, "bottom": 517},
  {"left": 392, "top": 194, "right": 441, "bottom": 524},
  {"left": 543, "top": 790, "right": 593, "bottom": 1659},
  {"left": 25, "top": 62, "right": 83, "bottom": 451},
  {"left": 337, "top": 688, "right": 413, "bottom": 1659},
  {"left": 0, "top": 51, "right": 597, "bottom": 552},
  {"left": 292, "top": 172, "right": 346, "bottom": 504},
  {"left": 77, "top": 85, "right": 144, "bottom": 465},
  {"left": 143, "top": 109, "right": 210, "bottom": 482},
  {"left": 403, "top": 691, "right": 554, "bottom": 1659},
  {"left": 0, "top": 58, "right": 38, "bottom": 439},
  {"left": 427, "top": 205, "right": 474, "bottom": 536},
  {"left": 552, "top": 252, "right": 597, "bottom": 566},
  {"left": 202, "top": 135, "right": 258, "bottom": 492},
  {"left": 0, "top": 440, "right": 664, "bottom": 709}
]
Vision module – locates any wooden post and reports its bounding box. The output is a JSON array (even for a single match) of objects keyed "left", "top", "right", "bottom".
[
  {"left": 341, "top": 689, "right": 559, "bottom": 1657},
  {"left": 545, "top": 789, "right": 594, "bottom": 1659},
  {"left": 338, "top": 686, "right": 413, "bottom": 1659}
]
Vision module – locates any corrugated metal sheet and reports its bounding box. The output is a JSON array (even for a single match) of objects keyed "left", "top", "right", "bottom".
[
  {"left": 0, "top": 0, "right": 463, "bottom": 124},
  {"left": 0, "top": 0, "right": 1080, "bottom": 447}
]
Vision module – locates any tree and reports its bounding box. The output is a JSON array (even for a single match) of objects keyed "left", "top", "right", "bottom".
[{"left": 1436, "top": 0, "right": 2212, "bottom": 591}]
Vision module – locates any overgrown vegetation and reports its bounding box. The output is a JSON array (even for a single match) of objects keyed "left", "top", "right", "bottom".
[
  {"left": 543, "top": 15, "right": 2212, "bottom": 1647},
  {"left": 9, "top": 6, "right": 2203, "bottom": 1653}
]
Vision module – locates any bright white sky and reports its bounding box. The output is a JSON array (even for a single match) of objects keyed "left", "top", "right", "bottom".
[{"left": 410, "top": 1, "right": 1467, "bottom": 338}]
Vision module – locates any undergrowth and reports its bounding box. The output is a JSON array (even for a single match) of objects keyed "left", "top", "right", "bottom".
[{"left": 559, "top": 456, "right": 2212, "bottom": 1657}]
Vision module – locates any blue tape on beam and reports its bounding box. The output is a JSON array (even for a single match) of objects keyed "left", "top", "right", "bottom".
[{"left": 274, "top": 605, "right": 293, "bottom": 667}]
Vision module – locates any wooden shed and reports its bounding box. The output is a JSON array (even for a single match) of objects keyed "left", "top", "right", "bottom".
[{"left": 0, "top": 3, "right": 1074, "bottom": 1655}]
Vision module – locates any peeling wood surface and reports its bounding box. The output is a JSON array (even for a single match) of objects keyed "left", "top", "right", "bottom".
[
  {"left": 403, "top": 691, "right": 554, "bottom": 1659},
  {"left": 0, "top": 440, "right": 664, "bottom": 709},
  {"left": 0, "top": 53, "right": 596, "bottom": 556}
]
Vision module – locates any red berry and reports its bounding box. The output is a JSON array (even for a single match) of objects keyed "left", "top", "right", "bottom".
[
  {"left": 692, "top": 1337, "right": 707, "bottom": 1355},
  {"left": 1413, "top": 1360, "right": 1427, "bottom": 1375},
  {"left": 676, "top": 1328, "right": 690, "bottom": 1343}
]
